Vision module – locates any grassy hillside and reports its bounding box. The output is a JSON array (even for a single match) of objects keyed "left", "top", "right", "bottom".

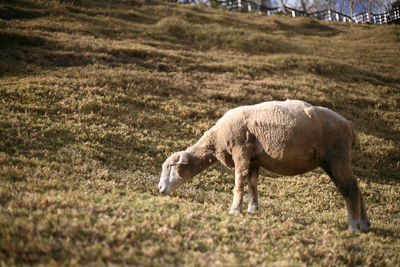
[{"left": 1, "top": 0, "right": 400, "bottom": 265}]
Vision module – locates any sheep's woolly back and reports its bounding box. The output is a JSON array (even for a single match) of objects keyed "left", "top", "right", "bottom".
[
  {"left": 215, "top": 100, "right": 314, "bottom": 145},
  {"left": 219, "top": 100, "right": 314, "bottom": 127}
]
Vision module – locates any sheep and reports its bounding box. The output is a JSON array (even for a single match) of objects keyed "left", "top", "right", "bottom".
[{"left": 158, "top": 99, "right": 370, "bottom": 231}]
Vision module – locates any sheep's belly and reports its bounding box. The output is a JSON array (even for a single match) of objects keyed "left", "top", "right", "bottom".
[{"left": 253, "top": 142, "right": 320, "bottom": 176}]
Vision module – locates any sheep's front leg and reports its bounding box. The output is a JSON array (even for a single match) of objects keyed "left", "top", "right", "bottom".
[
  {"left": 229, "top": 147, "right": 251, "bottom": 215},
  {"left": 247, "top": 166, "right": 259, "bottom": 213},
  {"left": 229, "top": 168, "right": 247, "bottom": 214}
]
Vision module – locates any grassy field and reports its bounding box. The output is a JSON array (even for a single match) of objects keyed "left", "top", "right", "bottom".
[{"left": 1, "top": 0, "right": 400, "bottom": 265}]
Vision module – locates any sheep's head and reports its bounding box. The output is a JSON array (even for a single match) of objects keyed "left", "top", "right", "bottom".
[{"left": 158, "top": 151, "right": 193, "bottom": 194}]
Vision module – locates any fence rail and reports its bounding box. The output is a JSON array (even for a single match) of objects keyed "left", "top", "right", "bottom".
[{"left": 172, "top": 0, "right": 400, "bottom": 25}]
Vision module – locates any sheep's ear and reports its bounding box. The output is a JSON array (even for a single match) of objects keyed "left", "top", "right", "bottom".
[{"left": 177, "top": 152, "right": 190, "bottom": 165}]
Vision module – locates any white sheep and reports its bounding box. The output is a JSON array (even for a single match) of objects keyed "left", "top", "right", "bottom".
[{"left": 158, "top": 100, "right": 370, "bottom": 231}]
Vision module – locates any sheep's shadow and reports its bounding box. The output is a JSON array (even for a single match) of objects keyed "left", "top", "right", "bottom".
[{"left": 369, "top": 226, "right": 400, "bottom": 239}]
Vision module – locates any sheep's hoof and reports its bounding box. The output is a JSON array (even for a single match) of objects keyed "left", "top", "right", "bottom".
[
  {"left": 247, "top": 205, "right": 258, "bottom": 213},
  {"left": 229, "top": 207, "right": 242, "bottom": 215},
  {"left": 348, "top": 225, "right": 357, "bottom": 232},
  {"left": 348, "top": 218, "right": 358, "bottom": 232},
  {"left": 359, "top": 219, "right": 371, "bottom": 231}
]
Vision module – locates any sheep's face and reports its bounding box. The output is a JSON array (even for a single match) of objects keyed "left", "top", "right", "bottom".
[{"left": 158, "top": 151, "right": 192, "bottom": 194}]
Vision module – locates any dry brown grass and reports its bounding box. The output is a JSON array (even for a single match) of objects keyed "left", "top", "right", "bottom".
[{"left": 0, "top": 0, "right": 399, "bottom": 265}]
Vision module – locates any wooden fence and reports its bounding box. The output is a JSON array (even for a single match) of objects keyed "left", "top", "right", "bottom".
[
  {"left": 172, "top": 0, "right": 400, "bottom": 25},
  {"left": 287, "top": 6, "right": 400, "bottom": 24}
]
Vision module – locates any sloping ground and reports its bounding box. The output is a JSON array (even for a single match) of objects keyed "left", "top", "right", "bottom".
[{"left": 0, "top": 0, "right": 399, "bottom": 265}]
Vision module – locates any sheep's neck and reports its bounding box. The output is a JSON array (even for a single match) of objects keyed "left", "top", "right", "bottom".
[
  {"left": 187, "top": 147, "right": 217, "bottom": 177},
  {"left": 186, "top": 130, "right": 217, "bottom": 177}
]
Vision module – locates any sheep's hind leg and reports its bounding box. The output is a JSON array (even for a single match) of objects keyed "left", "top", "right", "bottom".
[
  {"left": 229, "top": 147, "right": 251, "bottom": 215},
  {"left": 247, "top": 165, "right": 259, "bottom": 213},
  {"left": 359, "top": 192, "right": 370, "bottom": 231},
  {"left": 323, "top": 161, "right": 370, "bottom": 231}
]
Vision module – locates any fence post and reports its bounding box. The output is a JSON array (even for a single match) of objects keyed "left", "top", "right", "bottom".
[
  {"left": 384, "top": 13, "right": 387, "bottom": 23},
  {"left": 336, "top": 12, "right": 339, "bottom": 21},
  {"left": 248, "top": 1, "right": 251, "bottom": 12},
  {"left": 292, "top": 10, "right": 296, "bottom": 18},
  {"left": 328, "top": 9, "right": 332, "bottom": 21}
]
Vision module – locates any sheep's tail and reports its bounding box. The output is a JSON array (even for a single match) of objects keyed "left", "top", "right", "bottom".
[{"left": 351, "top": 122, "right": 357, "bottom": 148}]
